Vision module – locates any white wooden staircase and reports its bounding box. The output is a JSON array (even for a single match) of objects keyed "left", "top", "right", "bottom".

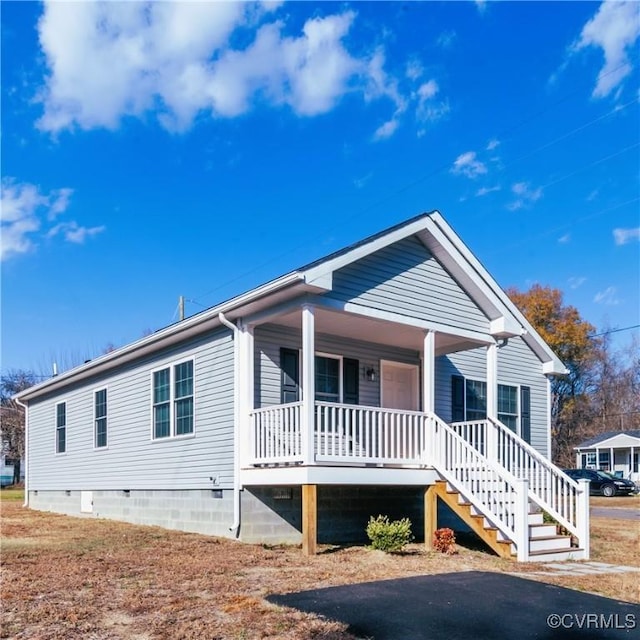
[{"left": 430, "top": 415, "right": 590, "bottom": 562}]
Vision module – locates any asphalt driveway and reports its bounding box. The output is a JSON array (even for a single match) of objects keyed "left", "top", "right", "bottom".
[{"left": 268, "top": 571, "right": 639, "bottom": 639}]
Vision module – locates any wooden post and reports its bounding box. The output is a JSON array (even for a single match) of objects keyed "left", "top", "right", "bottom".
[
  {"left": 424, "top": 485, "right": 437, "bottom": 550},
  {"left": 302, "top": 484, "right": 317, "bottom": 556}
]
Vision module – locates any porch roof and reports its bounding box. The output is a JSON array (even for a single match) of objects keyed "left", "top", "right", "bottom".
[{"left": 575, "top": 430, "right": 640, "bottom": 450}]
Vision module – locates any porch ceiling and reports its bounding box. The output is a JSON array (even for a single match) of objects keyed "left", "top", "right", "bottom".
[{"left": 270, "top": 306, "right": 483, "bottom": 356}]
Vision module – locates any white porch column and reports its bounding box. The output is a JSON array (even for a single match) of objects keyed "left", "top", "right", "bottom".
[
  {"left": 595, "top": 447, "right": 600, "bottom": 469},
  {"left": 301, "top": 304, "right": 316, "bottom": 465},
  {"left": 486, "top": 342, "right": 498, "bottom": 461},
  {"left": 631, "top": 446, "right": 635, "bottom": 480},
  {"left": 238, "top": 323, "right": 254, "bottom": 469},
  {"left": 486, "top": 342, "right": 498, "bottom": 418},
  {"left": 610, "top": 446, "right": 614, "bottom": 473},
  {"left": 423, "top": 330, "right": 436, "bottom": 414}
]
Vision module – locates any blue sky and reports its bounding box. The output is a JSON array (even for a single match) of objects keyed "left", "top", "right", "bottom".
[{"left": 2, "top": 0, "right": 639, "bottom": 375}]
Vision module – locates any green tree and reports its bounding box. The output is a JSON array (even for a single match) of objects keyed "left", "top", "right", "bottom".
[
  {"left": 0, "top": 370, "right": 38, "bottom": 485},
  {"left": 507, "top": 285, "right": 601, "bottom": 467}
]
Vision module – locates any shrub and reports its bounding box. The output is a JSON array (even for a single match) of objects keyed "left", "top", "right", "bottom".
[
  {"left": 366, "top": 515, "right": 414, "bottom": 552},
  {"left": 433, "top": 527, "right": 457, "bottom": 554}
]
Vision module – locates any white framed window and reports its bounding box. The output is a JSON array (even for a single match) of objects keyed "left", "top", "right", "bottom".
[
  {"left": 55, "top": 402, "right": 66, "bottom": 454},
  {"left": 94, "top": 388, "right": 108, "bottom": 448},
  {"left": 582, "top": 452, "right": 597, "bottom": 468},
  {"left": 152, "top": 359, "right": 194, "bottom": 439},
  {"left": 314, "top": 353, "right": 342, "bottom": 403},
  {"left": 466, "top": 379, "right": 487, "bottom": 421},
  {"left": 497, "top": 384, "right": 518, "bottom": 432}
]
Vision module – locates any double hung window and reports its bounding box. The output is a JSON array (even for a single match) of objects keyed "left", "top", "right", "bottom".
[{"left": 152, "top": 360, "right": 194, "bottom": 439}]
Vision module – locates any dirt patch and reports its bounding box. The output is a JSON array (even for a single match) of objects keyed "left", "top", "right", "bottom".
[{"left": 1, "top": 500, "right": 638, "bottom": 639}]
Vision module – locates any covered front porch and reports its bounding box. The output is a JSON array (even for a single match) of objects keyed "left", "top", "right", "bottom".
[{"left": 235, "top": 299, "right": 512, "bottom": 477}]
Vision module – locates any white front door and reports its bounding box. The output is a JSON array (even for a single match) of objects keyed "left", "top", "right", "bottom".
[{"left": 381, "top": 361, "right": 419, "bottom": 411}]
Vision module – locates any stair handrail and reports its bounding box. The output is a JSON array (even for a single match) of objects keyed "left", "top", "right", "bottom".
[
  {"left": 487, "top": 416, "right": 585, "bottom": 539},
  {"left": 427, "top": 413, "right": 526, "bottom": 547}
]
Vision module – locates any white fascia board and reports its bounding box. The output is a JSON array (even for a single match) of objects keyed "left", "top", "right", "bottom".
[
  {"left": 16, "top": 272, "right": 304, "bottom": 402},
  {"left": 240, "top": 465, "right": 440, "bottom": 487},
  {"left": 426, "top": 212, "right": 566, "bottom": 375},
  {"left": 489, "top": 317, "right": 526, "bottom": 338},
  {"left": 304, "top": 271, "right": 333, "bottom": 291},
  {"left": 301, "top": 216, "right": 433, "bottom": 286}
]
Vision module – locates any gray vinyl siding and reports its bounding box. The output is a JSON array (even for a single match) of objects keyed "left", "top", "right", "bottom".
[
  {"left": 27, "top": 329, "right": 235, "bottom": 491},
  {"left": 434, "top": 336, "right": 549, "bottom": 456},
  {"left": 329, "top": 235, "right": 490, "bottom": 333},
  {"left": 254, "top": 324, "right": 420, "bottom": 409}
]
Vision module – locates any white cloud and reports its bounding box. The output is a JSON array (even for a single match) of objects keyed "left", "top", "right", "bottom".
[
  {"left": 353, "top": 172, "right": 373, "bottom": 189},
  {"left": 0, "top": 178, "right": 103, "bottom": 261},
  {"left": 558, "top": 233, "right": 571, "bottom": 244},
  {"left": 35, "top": 1, "right": 419, "bottom": 138},
  {"left": 451, "top": 151, "right": 487, "bottom": 179},
  {"left": 475, "top": 1, "right": 487, "bottom": 14},
  {"left": 568, "top": 276, "right": 586, "bottom": 289},
  {"left": 613, "top": 227, "right": 640, "bottom": 245},
  {"left": 47, "top": 221, "right": 106, "bottom": 244},
  {"left": 486, "top": 138, "right": 500, "bottom": 151},
  {"left": 572, "top": 1, "right": 640, "bottom": 98},
  {"left": 436, "top": 30, "right": 456, "bottom": 49},
  {"left": 594, "top": 286, "right": 620, "bottom": 305},
  {"left": 507, "top": 181, "right": 543, "bottom": 210},
  {"left": 373, "top": 118, "right": 399, "bottom": 140},
  {"left": 476, "top": 185, "right": 501, "bottom": 197},
  {"left": 405, "top": 59, "right": 423, "bottom": 81}
]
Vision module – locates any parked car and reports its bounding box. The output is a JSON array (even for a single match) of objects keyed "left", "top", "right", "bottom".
[{"left": 563, "top": 468, "right": 637, "bottom": 497}]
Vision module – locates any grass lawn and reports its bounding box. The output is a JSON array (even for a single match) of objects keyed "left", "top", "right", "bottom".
[
  {"left": 591, "top": 494, "right": 640, "bottom": 509},
  {"left": 1, "top": 491, "right": 638, "bottom": 639}
]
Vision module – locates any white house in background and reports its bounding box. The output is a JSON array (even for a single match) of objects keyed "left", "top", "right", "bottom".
[
  {"left": 575, "top": 430, "right": 640, "bottom": 484},
  {"left": 15, "top": 211, "right": 591, "bottom": 562}
]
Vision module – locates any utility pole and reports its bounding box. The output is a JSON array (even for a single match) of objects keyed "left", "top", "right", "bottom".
[{"left": 179, "top": 296, "right": 185, "bottom": 321}]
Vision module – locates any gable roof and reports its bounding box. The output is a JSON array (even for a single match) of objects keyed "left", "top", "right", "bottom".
[
  {"left": 16, "top": 210, "right": 566, "bottom": 402},
  {"left": 575, "top": 430, "right": 640, "bottom": 449}
]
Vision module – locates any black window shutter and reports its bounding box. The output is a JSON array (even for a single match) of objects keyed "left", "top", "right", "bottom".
[
  {"left": 343, "top": 358, "right": 359, "bottom": 405},
  {"left": 280, "top": 348, "right": 300, "bottom": 403},
  {"left": 520, "top": 386, "right": 531, "bottom": 443},
  {"left": 451, "top": 375, "right": 465, "bottom": 422}
]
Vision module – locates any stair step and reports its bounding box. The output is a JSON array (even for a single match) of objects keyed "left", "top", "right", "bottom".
[
  {"left": 528, "top": 512, "right": 544, "bottom": 525},
  {"left": 529, "top": 524, "right": 558, "bottom": 539},
  {"left": 529, "top": 535, "right": 572, "bottom": 552},
  {"left": 525, "top": 548, "right": 587, "bottom": 562}
]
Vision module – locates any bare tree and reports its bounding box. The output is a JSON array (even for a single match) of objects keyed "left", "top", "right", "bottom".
[{"left": 0, "top": 370, "right": 38, "bottom": 485}]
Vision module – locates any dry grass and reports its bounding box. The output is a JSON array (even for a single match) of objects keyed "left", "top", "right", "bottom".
[
  {"left": 1, "top": 495, "right": 638, "bottom": 640},
  {"left": 591, "top": 494, "right": 640, "bottom": 509}
]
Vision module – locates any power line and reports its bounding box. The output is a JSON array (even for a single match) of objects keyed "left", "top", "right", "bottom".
[
  {"left": 189, "top": 62, "right": 637, "bottom": 307},
  {"left": 590, "top": 325, "right": 640, "bottom": 338}
]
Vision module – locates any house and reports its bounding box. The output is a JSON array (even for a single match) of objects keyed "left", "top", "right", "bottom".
[
  {"left": 574, "top": 430, "right": 640, "bottom": 484},
  {"left": 15, "top": 211, "right": 591, "bottom": 561}
]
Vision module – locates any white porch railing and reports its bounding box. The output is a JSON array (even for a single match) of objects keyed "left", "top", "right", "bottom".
[
  {"left": 451, "top": 417, "right": 589, "bottom": 552},
  {"left": 250, "top": 401, "right": 428, "bottom": 466},
  {"left": 315, "top": 402, "right": 427, "bottom": 464},
  {"left": 251, "top": 402, "right": 303, "bottom": 463}
]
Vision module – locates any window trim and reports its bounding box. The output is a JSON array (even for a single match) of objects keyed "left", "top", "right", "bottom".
[
  {"left": 55, "top": 401, "right": 67, "bottom": 455},
  {"left": 150, "top": 358, "right": 196, "bottom": 441},
  {"left": 454, "top": 376, "right": 530, "bottom": 439},
  {"left": 93, "top": 387, "right": 108, "bottom": 450},
  {"left": 497, "top": 383, "right": 518, "bottom": 433},
  {"left": 314, "top": 352, "right": 343, "bottom": 403}
]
